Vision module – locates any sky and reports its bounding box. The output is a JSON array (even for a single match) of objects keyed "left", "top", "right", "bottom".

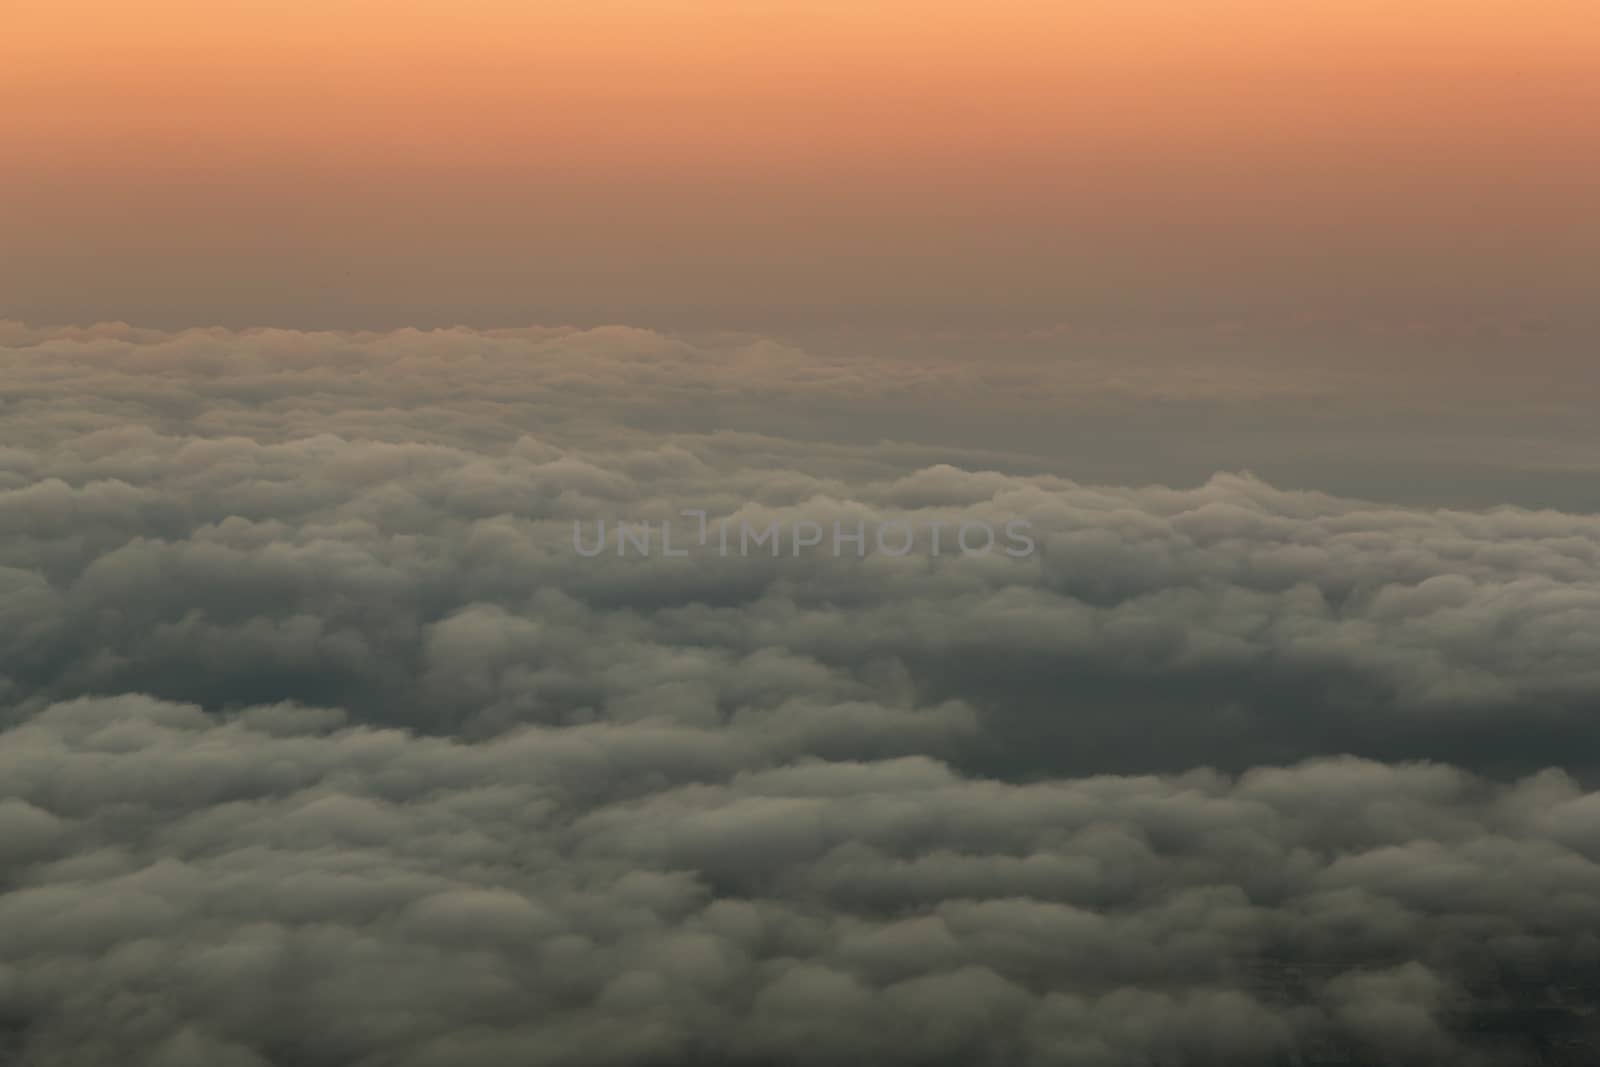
[
  {"left": 4, "top": 0, "right": 1597, "bottom": 342},
  {"left": 6, "top": 6, "right": 1600, "bottom": 1065}
]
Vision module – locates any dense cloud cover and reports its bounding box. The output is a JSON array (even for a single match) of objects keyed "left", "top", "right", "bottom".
[
  {"left": 3, "top": 325, "right": 1600, "bottom": 1064},
  {"left": 8, "top": 696, "right": 1600, "bottom": 1067}
]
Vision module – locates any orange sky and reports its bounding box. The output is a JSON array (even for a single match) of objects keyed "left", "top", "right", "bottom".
[{"left": 3, "top": 0, "right": 1597, "bottom": 334}]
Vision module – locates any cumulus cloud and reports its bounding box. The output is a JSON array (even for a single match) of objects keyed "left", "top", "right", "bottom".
[
  {"left": 5, "top": 697, "right": 1600, "bottom": 1065},
  {"left": 3, "top": 324, "right": 1600, "bottom": 1064}
]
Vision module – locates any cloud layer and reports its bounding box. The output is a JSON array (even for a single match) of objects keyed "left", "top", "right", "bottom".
[
  {"left": 7, "top": 697, "right": 1600, "bottom": 1066},
  {"left": 4, "top": 324, "right": 1600, "bottom": 1064}
]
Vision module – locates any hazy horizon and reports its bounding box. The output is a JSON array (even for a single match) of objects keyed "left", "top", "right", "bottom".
[{"left": 7, "top": 0, "right": 1598, "bottom": 343}]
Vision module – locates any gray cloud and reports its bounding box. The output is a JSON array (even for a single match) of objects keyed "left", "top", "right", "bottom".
[
  {"left": 5, "top": 697, "right": 1600, "bottom": 1065},
  {"left": 4, "top": 324, "right": 1600, "bottom": 1064}
]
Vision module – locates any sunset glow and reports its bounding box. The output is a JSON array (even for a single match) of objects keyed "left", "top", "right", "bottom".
[{"left": 5, "top": 1, "right": 1596, "bottom": 330}]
